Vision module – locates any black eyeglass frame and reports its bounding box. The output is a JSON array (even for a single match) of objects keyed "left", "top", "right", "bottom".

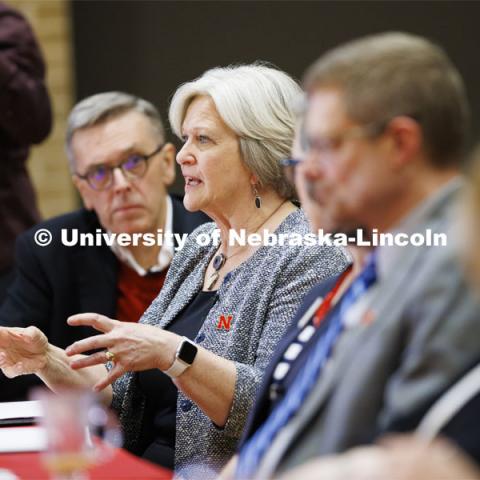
[{"left": 75, "top": 143, "right": 165, "bottom": 191}]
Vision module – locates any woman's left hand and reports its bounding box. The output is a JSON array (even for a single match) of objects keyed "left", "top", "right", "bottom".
[{"left": 65, "top": 313, "right": 179, "bottom": 391}]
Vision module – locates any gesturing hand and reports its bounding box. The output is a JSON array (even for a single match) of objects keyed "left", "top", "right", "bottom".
[
  {"left": 0, "top": 326, "right": 49, "bottom": 378},
  {"left": 66, "top": 313, "right": 179, "bottom": 392}
]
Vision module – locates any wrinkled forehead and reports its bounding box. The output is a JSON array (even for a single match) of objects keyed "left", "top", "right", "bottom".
[
  {"left": 71, "top": 111, "right": 158, "bottom": 170},
  {"left": 181, "top": 96, "right": 222, "bottom": 131}
]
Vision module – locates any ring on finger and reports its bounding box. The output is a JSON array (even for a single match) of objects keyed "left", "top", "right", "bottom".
[{"left": 105, "top": 350, "right": 116, "bottom": 363}]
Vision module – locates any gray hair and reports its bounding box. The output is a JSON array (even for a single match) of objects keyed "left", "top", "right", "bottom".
[
  {"left": 169, "top": 63, "right": 302, "bottom": 199},
  {"left": 292, "top": 93, "right": 309, "bottom": 152},
  {"left": 304, "top": 32, "right": 470, "bottom": 167},
  {"left": 66, "top": 92, "right": 165, "bottom": 171}
]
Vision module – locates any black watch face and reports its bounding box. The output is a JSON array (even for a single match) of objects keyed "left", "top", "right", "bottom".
[{"left": 179, "top": 341, "right": 198, "bottom": 364}]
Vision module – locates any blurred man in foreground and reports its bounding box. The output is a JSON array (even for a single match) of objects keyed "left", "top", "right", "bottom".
[
  {"left": 275, "top": 146, "right": 480, "bottom": 480},
  {"left": 233, "top": 32, "right": 480, "bottom": 479}
]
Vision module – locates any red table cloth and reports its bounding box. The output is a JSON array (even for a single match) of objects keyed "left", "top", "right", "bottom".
[{"left": 0, "top": 447, "right": 172, "bottom": 479}]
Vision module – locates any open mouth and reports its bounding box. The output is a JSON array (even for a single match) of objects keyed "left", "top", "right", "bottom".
[{"left": 184, "top": 176, "right": 202, "bottom": 187}]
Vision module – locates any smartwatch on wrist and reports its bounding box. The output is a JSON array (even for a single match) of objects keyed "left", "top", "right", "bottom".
[{"left": 163, "top": 336, "right": 198, "bottom": 378}]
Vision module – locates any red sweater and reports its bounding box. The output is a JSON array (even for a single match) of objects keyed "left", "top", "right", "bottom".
[{"left": 116, "top": 262, "right": 167, "bottom": 323}]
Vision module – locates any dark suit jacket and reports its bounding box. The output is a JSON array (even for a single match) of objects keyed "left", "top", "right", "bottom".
[
  {"left": 435, "top": 364, "right": 480, "bottom": 465},
  {"left": 239, "top": 274, "right": 343, "bottom": 445},
  {"left": 388, "top": 356, "right": 480, "bottom": 465},
  {"left": 0, "top": 195, "right": 208, "bottom": 400}
]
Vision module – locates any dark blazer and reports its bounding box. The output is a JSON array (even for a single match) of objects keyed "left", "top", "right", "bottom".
[
  {"left": 239, "top": 274, "right": 343, "bottom": 445},
  {"left": 432, "top": 361, "right": 480, "bottom": 464},
  {"left": 0, "top": 195, "right": 208, "bottom": 400},
  {"left": 389, "top": 356, "right": 480, "bottom": 465}
]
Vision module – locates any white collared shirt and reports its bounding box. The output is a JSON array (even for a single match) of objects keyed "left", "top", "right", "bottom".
[{"left": 109, "top": 195, "right": 174, "bottom": 276}]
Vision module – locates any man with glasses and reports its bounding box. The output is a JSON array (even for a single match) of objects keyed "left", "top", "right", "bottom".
[
  {"left": 0, "top": 92, "right": 208, "bottom": 401},
  {"left": 229, "top": 33, "right": 480, "bottom": 480}
]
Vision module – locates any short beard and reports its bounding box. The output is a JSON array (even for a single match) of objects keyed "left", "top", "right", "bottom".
[
  {"left": 305, "top": 182, "right": 372, "bottom": 242},
  {"left": 305, "top": 180, "right": 318, "bottom": 204}
]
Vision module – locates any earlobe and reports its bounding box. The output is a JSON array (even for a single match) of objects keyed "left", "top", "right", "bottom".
[
  {"left": 388, "top": 117, "right": 423, "bottom": 167},
  {"left": 162, "top": 142, "right": 176, "bottom": 158},
  {"left": 161, "top": 143, "right": 176, "bottom": 186}
]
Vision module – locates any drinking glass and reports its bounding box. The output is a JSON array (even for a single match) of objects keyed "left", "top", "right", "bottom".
[{"left": 32, "top": 388, "right": 122, "bottom": 480}]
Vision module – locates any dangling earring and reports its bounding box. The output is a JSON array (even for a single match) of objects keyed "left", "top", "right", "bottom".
[{"left": 253, "top": 185, "right": 262, "bottom": 209}]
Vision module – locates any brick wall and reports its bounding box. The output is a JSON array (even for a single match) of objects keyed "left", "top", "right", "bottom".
[{"left": 7, "top": 0, "right": 77, "bottom": 219}]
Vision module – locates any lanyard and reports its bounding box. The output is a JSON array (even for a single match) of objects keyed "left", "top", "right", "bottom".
[{"left": 313, "top": 265, "right": 353, "bottom": 327}]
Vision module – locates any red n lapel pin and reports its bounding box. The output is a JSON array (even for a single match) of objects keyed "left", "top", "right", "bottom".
[{"left": 217, "top": 314, "right": 233, "bottom": 330}]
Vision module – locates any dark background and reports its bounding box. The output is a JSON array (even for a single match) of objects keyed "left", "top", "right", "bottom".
[{"left": 72, "top": 0, "right": 480, "bottom": 192}]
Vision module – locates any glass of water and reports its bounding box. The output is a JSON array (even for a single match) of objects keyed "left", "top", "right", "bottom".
[{"left": 32, "top": 388, "right": 122, "bottom": 480}]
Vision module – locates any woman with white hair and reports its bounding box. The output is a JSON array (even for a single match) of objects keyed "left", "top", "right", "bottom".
[{"left": 0, "top": 64, "right": 348, "bottom": 476}]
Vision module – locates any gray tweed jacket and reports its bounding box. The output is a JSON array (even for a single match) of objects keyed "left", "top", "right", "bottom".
[{"left": 111, "top": 209, "right": 349, "bottom": 477}]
